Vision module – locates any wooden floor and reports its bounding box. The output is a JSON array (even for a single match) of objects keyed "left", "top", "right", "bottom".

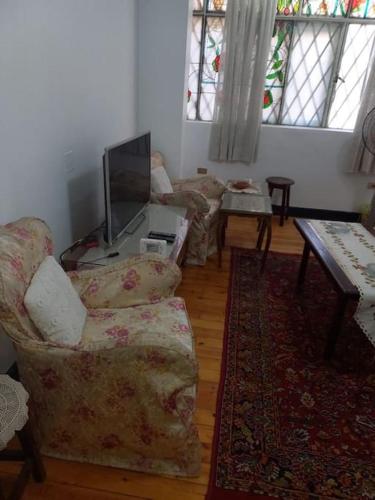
[{"left": 0, "top": 217, "right": 304, "bottom": 500}]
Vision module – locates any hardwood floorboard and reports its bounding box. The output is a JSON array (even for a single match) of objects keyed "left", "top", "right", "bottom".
[{"left": 1, "top": 217, "right": 303, "bottom": 499}]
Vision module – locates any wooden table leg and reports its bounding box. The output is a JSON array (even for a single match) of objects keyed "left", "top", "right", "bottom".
[
  {"left": 260, "top": 216, "right": 272, "bottom": 271},
  {"left": 17, "top": 422, "right": 46, "bottom": 483},
  {"left": 0, "top": 482, "right": 6, "bottom": 500},
  {"left": 286, "top": 186, "right": 291, "bottom": 221},
  {"left": 222, "top": 215, "right": 227, "bottom": 247},
  {"left": 324, "top": 294, "right": 349, "bottom": 360},
  {"left": 256, "top": 217, "right": 266, "bottom": 250},
  {"left": 280, "top": 187, "right": 287, "bottom": 227},
  {"left": 297, "top": 241, "right": 310, "bottom": 290},
  {"left": 217, "top": 215, "right": 225, "bottom": 269},
  {"left": 8, "top": 461, "right": 31, "bottom": 500}
]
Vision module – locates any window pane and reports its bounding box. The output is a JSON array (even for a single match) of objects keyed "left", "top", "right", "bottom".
[
  {"left": 277, "top": 0, "right": 301, "bottom": 15},
  {"left": 187, "top": 16, "right": 202, "bottom": 120},
  {"left": 208, "top": 0, "right": 228, "bottom": 12},
  {"left": 193, "top": 0, "right": 203, "bottom": 10},
  {"left": 303, "top": 0, "right": 349, "bottom": 16},
  {"left": 199, "top": 16, "right": 224, "bottom": 120},
  {"left": 350, "top": 0, "right": 375, "bottom": 18},
  {"left": 263, "top": 21, "right": 293, "bottom": 124},
  {"left": 328, "top": 24, "right": 375, "bottom": 129},
  {"left": 281, "top": 22, "right": 341, "bottom": 127}
]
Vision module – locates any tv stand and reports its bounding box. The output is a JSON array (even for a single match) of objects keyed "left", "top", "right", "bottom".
[
  {"left": 123, "top": 211, "right": 146, "bottom": 236},
  {"left": 60, "top": 204, "right": 191, "bottom": 271}
]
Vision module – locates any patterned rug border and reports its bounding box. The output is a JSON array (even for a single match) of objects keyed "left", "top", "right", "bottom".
[{"left": 206, "top": 247, "right": 274, "bottom": 500}]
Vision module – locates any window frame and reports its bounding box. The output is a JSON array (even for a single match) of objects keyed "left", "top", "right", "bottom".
[
  {"left": 192, "top": 0, "right": 225, "bottom": 121},
  {"left": 190, "top": 0, "right": 375, "bottom": 128}
]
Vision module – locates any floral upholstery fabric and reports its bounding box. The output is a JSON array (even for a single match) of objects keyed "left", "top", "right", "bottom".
[
  {"left": 150, "top": 152, "right": 225, "bottom": 266},
  {"left": 0, "top": 218, "right": 201, "bottom": 477},
  {"left": 68, "top": 254, "right": 182, "bottom": 309},
  {"left": 150, "top": 191, "right": 209, "bottom": 216},
  {"left": 0, "top": 218, "right": 53, "bottom": 343},
  {"left": 172, "top": 174, "right": 226, "bottom": 200}
]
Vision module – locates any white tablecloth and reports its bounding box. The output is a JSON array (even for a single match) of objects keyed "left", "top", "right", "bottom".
[
  {"left": 0, "top": 375, "right": 29, "bottom": 450},
  {"left": 310, "top": 220, "right": 375, "bottom": 346}
]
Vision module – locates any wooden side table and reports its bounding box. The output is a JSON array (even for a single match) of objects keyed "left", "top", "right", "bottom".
[
  {"left": 217, "top": 192, "right": 273, "bottom": 271},
  {"left": 0, "top": 376, "right": 45, "bottom": 500},
  {"left": 266, "top": 176, "right": 295, "bottom": 227}
]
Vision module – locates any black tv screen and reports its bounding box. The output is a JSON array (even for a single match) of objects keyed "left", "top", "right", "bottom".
[{"left": 103, "top": 132, "right": 151, "bottom": 245}]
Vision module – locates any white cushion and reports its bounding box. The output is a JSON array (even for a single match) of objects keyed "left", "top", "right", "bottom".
[
  {"left": 24, "top": 256, "right": 87, "bottom": 346},
  {"left": 151, "top": 166, "right": 173, "bottom": 194}
]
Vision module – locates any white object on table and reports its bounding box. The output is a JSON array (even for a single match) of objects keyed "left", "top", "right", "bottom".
[
  {"left": 310, "top": 220, "right": 375, "bottom": 346},
  {"left": 0, "top": 375, "right": 29, "bottom": 450},
  {"left": 140, "top": 238, "right": 168, "bottom": 257}
]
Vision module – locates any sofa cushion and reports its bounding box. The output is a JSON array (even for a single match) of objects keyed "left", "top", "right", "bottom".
[
  {"left": 151, "top": 166, "right": 174, "bottom": 194},
  {"left": 151, "top": 151, "right": 165, "bottom": 169},
  {"left": 24, "top": 256, "right": 87, "bottom": 345},
  {"left": 82, "top": 298, "right": 193, "bottom": 352}
]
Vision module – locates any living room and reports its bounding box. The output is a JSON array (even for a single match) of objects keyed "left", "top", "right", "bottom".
[{"left": 0, "top": 0, "right": 375, "bottom": 499}]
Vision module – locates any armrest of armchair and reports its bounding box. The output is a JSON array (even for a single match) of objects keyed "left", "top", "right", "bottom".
[
  {"left": 151, "top": 191, "right": 210, "bottom": 215},
  {"left": 172, "top": 174, "right": 226, "bottom": 199},
  {"left": 68, "top": 254, "right": 181, "bottom": 309}
]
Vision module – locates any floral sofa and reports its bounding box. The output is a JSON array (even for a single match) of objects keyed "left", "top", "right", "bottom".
[
  {"left": 151, "top": 152, "right": 226, "bottom": 266},
  {"left": 0, "top": 218, "right": 201, "bottom": 477}
]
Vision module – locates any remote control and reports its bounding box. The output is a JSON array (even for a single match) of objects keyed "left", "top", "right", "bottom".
[
  {"left": 149, "top": 231, "right": 176, "bottom": 239},
  {"left": 148, "top": 231, "right": 176, "bottom": 243}
]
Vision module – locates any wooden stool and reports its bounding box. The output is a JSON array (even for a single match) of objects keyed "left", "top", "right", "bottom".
[{"left": 266, "top": 177, "right": 295, "bottom": 227}]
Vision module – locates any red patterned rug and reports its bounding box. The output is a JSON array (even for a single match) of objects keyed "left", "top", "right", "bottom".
[{"left": 206, "top": 249, "right": 375, "bottom": 500}]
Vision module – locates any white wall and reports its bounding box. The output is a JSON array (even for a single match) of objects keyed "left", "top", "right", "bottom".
[
  {"left": 137, "top": 0, "right": 191, "bottom": 178},
  {"left": 183, "top": 122, "right": 372, "bottom": 212},
  {"left": 137, "top": 2, "right": 373, "bottom": 212},
  {"left": 0, "top": 0, "right": 138, "bottom": 370}
]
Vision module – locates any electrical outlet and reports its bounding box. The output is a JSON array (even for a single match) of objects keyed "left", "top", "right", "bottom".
[
  {"left": 64, "top": 150, "right": 74, "bottom": 173},
  {"left": 197, "top": 167, "right": 207, "bottom": 175}
]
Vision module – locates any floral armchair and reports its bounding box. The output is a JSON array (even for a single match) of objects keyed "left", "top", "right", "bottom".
[
  {"left": 0, "top": 218, "right": 200, "bottom": 477},
  {"left": 151, "top": 152, "right": 225, "bottom": 266}
]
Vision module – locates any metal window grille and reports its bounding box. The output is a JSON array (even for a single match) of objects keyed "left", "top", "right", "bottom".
[{"left": 187, "top": 0, "right": 375, "bottom": 130}]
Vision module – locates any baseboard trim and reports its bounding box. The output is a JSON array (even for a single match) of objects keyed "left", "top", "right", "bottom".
[{"left": 273, "top": 205, "right": 361, "bottom": 223}]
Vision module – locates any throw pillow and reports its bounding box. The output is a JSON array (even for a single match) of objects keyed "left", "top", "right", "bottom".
[
  {"left": 24, "top": 256, "right": 87, "bottom": 345},
  {"left": 151, "top": 166, "right": 174, "bottom": 194}
]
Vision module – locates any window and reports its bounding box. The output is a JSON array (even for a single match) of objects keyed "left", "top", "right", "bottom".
[{"left": 187, "top": 0, "right": 375, "bottom": 130}]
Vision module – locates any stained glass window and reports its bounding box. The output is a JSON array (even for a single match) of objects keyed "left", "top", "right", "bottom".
[
  {"left": 263, "top": 22, "right": 293, "bottom": 124},
  {"left": 350, "top": 0, "right": 375, "bottom": 18},
  {"left": 277, "top": 0, "right": 301, "bottom": 15},
  {"left": 208, "top": 0, "right": 228, "bottom": 11},
  {"left": 188, "top": 0, "right": 375, "bottom": 130},
  {"left": 302, "top": 0, "right": 349, "bottom": 16},
  {"left": 188, "top": 0, "right": 225, "bottom": 121}
]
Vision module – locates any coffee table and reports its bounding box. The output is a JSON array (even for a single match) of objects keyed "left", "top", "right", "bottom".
[
  {"left": 294, "top": 218, "right": 360, "bottom": 359},
  {"left": 217, "top": 191, "right": 273, "bottom": 270},
  {"left": 60, "top": 204, "right": 191, "bottom": 271}
]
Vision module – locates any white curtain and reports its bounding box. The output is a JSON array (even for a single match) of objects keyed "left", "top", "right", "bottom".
[
  {"left": 209, "top": 0, "right": 277, "bottom": 164},
  {"left": 350, "top": 54, "right": 375, "bottom": 174}
]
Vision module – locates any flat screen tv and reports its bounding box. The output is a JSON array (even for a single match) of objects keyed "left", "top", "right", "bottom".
[{"left": 103, "top": 132, "right": 151, "bottom": 245}]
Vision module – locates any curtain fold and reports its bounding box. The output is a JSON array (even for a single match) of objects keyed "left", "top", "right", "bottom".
[
  {"left": 209, "top": 0, "right": 277, "bottom": 164},
  {"left": 350, "top": 53, "right": 375, "bottom": 174}
]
